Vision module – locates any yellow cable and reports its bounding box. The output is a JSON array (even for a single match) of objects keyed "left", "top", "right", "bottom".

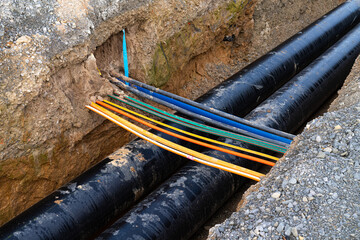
[
  {"left": 103, "top": 100, "right": 279, "bottom": 161},
  {"left": 88, "top": 103, "right": 264, "bottom": 181}
]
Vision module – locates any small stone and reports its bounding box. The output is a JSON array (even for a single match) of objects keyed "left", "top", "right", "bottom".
[
  {"left": 317, "top": 151, "right": 326, "bottom": 158},
  {"left": 271, "top": 192, "right": 281, "bottom": 199},
  {"left": 289, "top": 178, "right": 297, "bottom": 184},
  {"left": 276, "top": 222, "right": 284, "bottom": 232},
  {"left": 299, "top": 236, "right": 304, "bottom": 240},
  {"left": 340, "top": 152, "right": 348, "bottom": 157},
  {"left": 302, "top": 197, "right": 308, "bottom": 202},
  {"left": 275, "top": 207, "right": 282, "bottom": 212},
  {"left": 332, "top": 193, "right": 338, "bottom": 199},
  {"left": 334, "top": 125, "right": 342, "bottom": 130},
  {"left": 316, "top": 135, "right": 322, "bottom": 142},
  {"left": 285, "top": 226, "right": 291, "bottom": 236},
  {"left": 354, "top": 173, "right": 360, "bottom": 180},
  {"left": 323, "top": 147, "right": 332, "bottom": 153},
  {"left": 292, "top": 227, "right": 298, "bottom": 237},
  {"left": 16, "top": 35, "right": 32, "bottom": 45},
  {"left": 90, "top": 96, "right": 96, "bottom": 102}
]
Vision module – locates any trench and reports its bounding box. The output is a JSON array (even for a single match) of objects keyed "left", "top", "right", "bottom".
[{"left": 1, "top": 1, "right": 360, "bottom": 239}]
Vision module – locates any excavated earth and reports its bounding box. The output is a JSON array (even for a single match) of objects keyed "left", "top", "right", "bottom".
[{"left": 0, "top": 0, "right": 349, "bottom": 232}]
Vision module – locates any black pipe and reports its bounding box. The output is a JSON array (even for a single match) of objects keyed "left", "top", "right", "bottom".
[
  {"left": 196, "top": 0, "right": 360, "bottom": 116},
  {"left": 97, "top": 23, "right": 360, "bottom": 240},
  {"left": 1, "top": 1, "right": 359, "bottom": 239}
]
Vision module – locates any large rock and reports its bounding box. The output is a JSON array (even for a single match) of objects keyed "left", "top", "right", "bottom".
[{"left": 0, "top": 0, "right": 254, "bottom": 225}]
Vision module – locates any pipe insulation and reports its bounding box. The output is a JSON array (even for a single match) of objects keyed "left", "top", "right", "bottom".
[
  {"left": 1, "top": 1, "right": 360, "bottom": 239},
  {"left": 97, "top": 22, "right": 360, "bottom": 240}
]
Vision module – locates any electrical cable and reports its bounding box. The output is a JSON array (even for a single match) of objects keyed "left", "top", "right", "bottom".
[
  {"left": 111, "top": 80, "right": 290, "bottom": 148},
  {"left": 109, "top": 94, "right": 287, "bottom": 153},
  {"left": 102, "top": 99, "right": 280, "bottom": 161},
  {"left": 98, "top": 100, "right": 276, "bottom": 166},
  {"left": 117, "top": 95, "right": 287, "bottom": 153},
  {"left": 124, "top": 76, "right": 295, "bottom": 140},
  {"left": 87, "top": 103, "right": 264, "bottom": 181},
  {"left": 118, "top": 79, "right": 292, "bottom": 145}
]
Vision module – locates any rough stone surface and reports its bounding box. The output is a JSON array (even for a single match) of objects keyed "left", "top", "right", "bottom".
[
  {"left": 207, "top": 56, "right": 360, "bottom": 239},
  {"left": 0, "top": 0, "right": 253, "bottom": 225}
]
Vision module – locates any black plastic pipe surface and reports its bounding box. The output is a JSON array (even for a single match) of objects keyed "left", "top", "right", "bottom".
[
  {"left": 1, "top": 1, "right": 359, "bottom": 239},
  {"left": 97, "top": 23, "right": 360, "bottom": 240}
]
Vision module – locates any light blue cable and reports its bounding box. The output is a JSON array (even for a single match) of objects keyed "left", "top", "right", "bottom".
[{"left": 122, "top": 29, "right": 129, "bottom": 78}]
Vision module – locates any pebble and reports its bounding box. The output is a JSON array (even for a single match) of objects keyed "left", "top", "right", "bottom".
[
  {"left": 284, "top": 226, "right": 291, "bottom": 236},
  {"left": 354, "top": 173, "right": 360, "bottom": 180},
  {"left": 276, "top": 222, "right": 285, "bottom": 232},
  {"left": 289, "top": 178, "right": 297, "bottom": 184},
  {"left": 316, "top": 135, "right": 322, "bottom": 142},
  {"left": 271, "top": 192, "right": 281, "bottom": 199},
  {"left": 323, "top": 147, "right": 332, "bottom": 153},
  {"left": 340, "top": 151, "right": 348, "bottom": 157},
  {"left": 292, "top": 227, "right": 299, "bottom": 237},
  {"left": 334, "top": 125, "right": 342, "bottom": 130},
  {"left": 317, "top": 151, "right": 326, "bottom": 158}
]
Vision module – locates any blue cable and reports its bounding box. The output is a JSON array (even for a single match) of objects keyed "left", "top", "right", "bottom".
[
  {"left": 122, "top": 29, "right": 129, "bottom": 78},
  {"left": 132, "top": 85, "right": 292, "bottom": 145}
]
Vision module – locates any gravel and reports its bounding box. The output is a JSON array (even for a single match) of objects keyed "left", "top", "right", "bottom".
[{"left": 208, "top": 71, "right": 360, "bottom": 239}]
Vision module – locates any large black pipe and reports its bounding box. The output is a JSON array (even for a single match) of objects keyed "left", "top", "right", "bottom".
[
  {"left": 196, "top": 0, "right": 360, "bottom": 115},
  {"left": 96, "top": 23, "right": 360, "bottom": 240},
  {"left": 1, "top": 1, "right": 359, "bottom": 239}
]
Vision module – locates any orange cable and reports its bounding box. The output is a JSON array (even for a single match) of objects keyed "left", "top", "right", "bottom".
[
  {"left": 97, "top": 101, "right": 275, "bottom": 166},
  {"left": 88, "top": 103, "right": 264, "bottom": 180}
]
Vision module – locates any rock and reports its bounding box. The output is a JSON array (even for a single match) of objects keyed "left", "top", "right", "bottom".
[
  {"left": 284, "top": 226, "right": 291, "bottom": 236},
  {"left": 323, "top": 147, "right": 332, "bottom": 153},
  {"left": 289, "top": 178, "right": 297, "bottom": 184},
  {"left": 317, "top": 151, "right": 326, "bottom": 158},
  {"left": 271, "top": 192, "right": 281, "bottom": 199},
  {"left": 340, "top": 152, "right": 349, "bottom": 157},
  {"left": 334, "top": 125, "right": 342, "bottom": 130},
  {"left": 15, "top": 35, "right": 32, "bottom": 45},
  {"left": 316, "top": 136, "right": 322, "bottom": 142},
  {"left": 276, "top": 222, "right": 285, "bottom": 232},
  {"left": 354, "top": 173, "right": 360, "bottom": 180},
  {"left": 291, "top": 227, "right": 298, "bottom": 237}
]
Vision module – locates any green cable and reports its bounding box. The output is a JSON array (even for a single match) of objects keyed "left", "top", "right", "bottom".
[
  {"left": 123, "top": 96, "right": 287, "bottom": 153},
  {"left": 109, "top": 95, "right": 287, "bottom": 153}
]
